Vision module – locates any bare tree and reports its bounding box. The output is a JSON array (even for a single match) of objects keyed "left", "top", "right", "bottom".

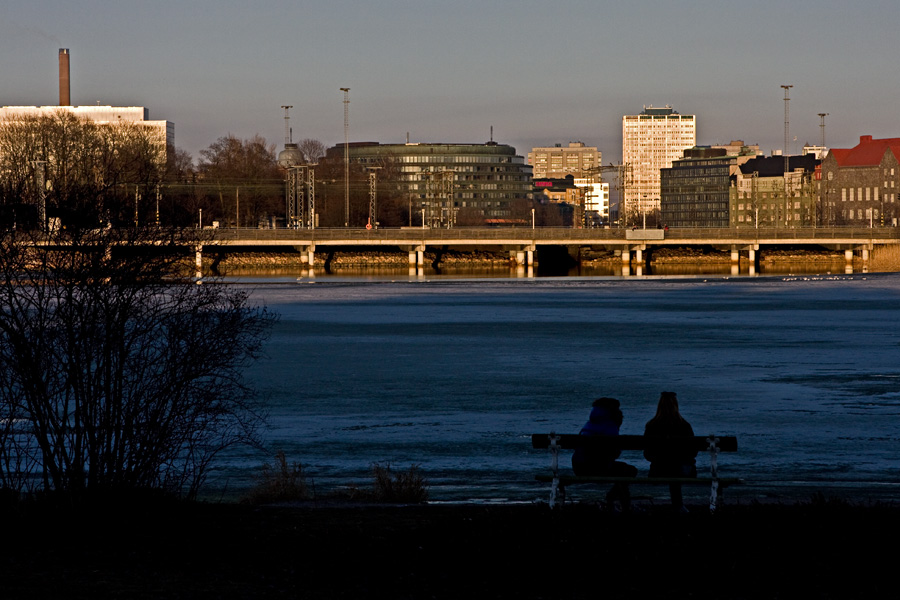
[
  {"left": 197, "top": 135, "right": 283, "bottom": 226},
  {"left": 0, "top": 110, "right": 166, "bottom": 229},
  {"left": 296, "top": 138, "right": 326, "bottom": 164},
  {"left": 0, "top": 227, "right": 275, "bottom": 499}
]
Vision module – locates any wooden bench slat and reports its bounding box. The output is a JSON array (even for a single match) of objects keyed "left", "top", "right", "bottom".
[{"left": 531, "top": 433, "right": 737, "bottom": 453}]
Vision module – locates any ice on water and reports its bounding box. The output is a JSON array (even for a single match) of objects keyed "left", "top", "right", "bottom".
[{"left": 223, "top": 275, "right": 900, "bottom": 501}]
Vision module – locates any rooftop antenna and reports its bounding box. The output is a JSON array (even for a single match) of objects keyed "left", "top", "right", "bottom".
[
  {"left": 818, "top": 113, "right": 829, "bottom": 148},
  {"left": 781, "top": 85, "right": 793, "bottom": 172},
  {"left": 341, "top": 88, "right": 350, "bottom": 227},
  {"left": 281, "top": 105, "right": 293, "bottom": 145},
  {"left": 490, "top": 125, "right": 493, "bottom": 143}
]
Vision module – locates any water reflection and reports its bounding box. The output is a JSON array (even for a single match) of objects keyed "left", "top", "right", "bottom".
[{"left": 210, "top": 259, "right": 864, "bottom": 281}]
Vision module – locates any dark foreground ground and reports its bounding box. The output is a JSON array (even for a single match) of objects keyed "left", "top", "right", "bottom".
[{"left": 2, "top": 497, "right": 897, "bottom": 599}]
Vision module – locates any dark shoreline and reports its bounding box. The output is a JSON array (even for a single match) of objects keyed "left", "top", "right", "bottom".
[{"left": 4, "top": 498, "right": 896, "bottom": 598}]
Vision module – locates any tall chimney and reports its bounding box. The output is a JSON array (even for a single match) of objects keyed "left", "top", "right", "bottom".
[{"left": 59, "top": 48, "right": 70, "bottom": 106}]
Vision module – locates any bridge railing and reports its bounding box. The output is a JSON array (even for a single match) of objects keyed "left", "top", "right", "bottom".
[
  {"left": 208, "top": 226, "right": 900, "bottom": 243},
  {"left": 662, "top": 227, "right": 900, "bottom": 240}
]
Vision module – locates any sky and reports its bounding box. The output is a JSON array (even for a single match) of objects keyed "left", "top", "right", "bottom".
[{"left": 2, "top": 1, "right": 898, "bottom": 165}]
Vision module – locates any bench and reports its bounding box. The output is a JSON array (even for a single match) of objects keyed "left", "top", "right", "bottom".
[{"left": 532, "top": 433, "right": 741, "bottom": 511}]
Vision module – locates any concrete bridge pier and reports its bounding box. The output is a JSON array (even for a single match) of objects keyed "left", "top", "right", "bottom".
[
  {"left": 509, "top": 245, "right": 535, "bottom": 266},
  {"left": 525, "top": 244, "right": 536, "bottom": 267},
  {"left": 509, "top": 250, "right": 526, "bottom": 266},
  {"left": 621, "top": 248, "right": 630, "bottom": 266},
  {"left": 407, "top": 245, "right": 426, "bottom": 267},
  {"left": 294, "top": 245, "right": 316, "bottom": 266},
  {"left": 731, "top": 245, "right": 740, "bottom": 264},
  {"left": 746, "top": 244, "right": 759, "bottom": 266},
  {"left": 843, "top": 248, "right": 860, "bottom": 274},
  {"left": 194, "top": 245, "right": 203, "bottom": 275}
]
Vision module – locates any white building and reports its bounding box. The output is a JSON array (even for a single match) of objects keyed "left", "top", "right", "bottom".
[
  {"left": 574, "top": 177, "right": 610, "bottom": 222},
  {"left": 0, "top": 105, "right": 173, "bottom": 160},
  {"left": 622, "top": 105, "right": 696, "bottom": 223}
]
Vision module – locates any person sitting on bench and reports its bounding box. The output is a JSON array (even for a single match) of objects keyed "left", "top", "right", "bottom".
[
  {"left": 644, "top": 391, "right": 698, "bottom": 511},
  {"left": 572, "top": 397, "right": 638, "bottom": 510}
]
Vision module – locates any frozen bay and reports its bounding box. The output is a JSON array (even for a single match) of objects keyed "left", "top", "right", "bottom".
[{"left": 223, "top": 274, "right": 900, "bottom": 503}]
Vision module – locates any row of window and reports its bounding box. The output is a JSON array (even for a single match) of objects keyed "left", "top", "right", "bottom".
[
  {"left": 840, "top": 186, "right": 897, "bottom": 201},
  {"left": 737, "top": 202, "right": 804, "bottom": 210},
  {"left": 737, "top": 213, "right": 804, "bottom": 222}
]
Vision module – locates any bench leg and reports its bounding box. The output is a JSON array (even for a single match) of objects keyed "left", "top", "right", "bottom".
[
  {"left": 549, "top": 477, "right": 567, "bottom": 509},
  {"left": 708, "top": 435, "right": 720, "bottom": 513},
  {"left": 709, "top": 479, "right": 719, "bottom": 513}
]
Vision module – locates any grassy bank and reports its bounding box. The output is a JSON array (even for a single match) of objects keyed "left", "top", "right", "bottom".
[{"left": 3, "top": 497, "right": 895, "bottom": 598}]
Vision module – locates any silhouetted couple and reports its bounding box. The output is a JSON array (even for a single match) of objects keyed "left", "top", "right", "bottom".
[{"left": 572, "top": 392, "right": 697, "bottom": 511}]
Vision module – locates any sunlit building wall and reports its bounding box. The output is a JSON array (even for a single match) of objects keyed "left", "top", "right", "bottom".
[
  {"left": 528, "top": 142, "right": 600, "bottom": 179},
  {"left": 622, "top": 105, "right": 696, "bottom": 223},
  {"left": 0, "top": 105, "right": 173, "bottom": 163}
]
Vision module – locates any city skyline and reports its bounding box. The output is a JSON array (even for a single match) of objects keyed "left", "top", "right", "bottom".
[{"left": 2, "top": 1, "right": 898, "bottom": 163}]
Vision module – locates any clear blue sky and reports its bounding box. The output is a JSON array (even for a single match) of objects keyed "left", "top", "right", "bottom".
[{"left": 2, "top": 1, "right": 898, "bottom": 164}]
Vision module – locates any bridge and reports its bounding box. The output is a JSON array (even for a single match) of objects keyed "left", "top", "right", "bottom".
[{"left": 201, "top": 227, "right": 900, "bottom": 271}]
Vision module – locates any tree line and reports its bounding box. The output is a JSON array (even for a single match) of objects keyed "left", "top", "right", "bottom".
[
  {"left": 0, "top": 110, "right": 574, "bottom": 230},
  {"left": 0, "top": 111, "right": 419, "bottom": 229}
]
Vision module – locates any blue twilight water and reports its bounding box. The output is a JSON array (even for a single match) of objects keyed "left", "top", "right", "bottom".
[{"left": 213, "top": 274, "right": 900, "bottom": 503}]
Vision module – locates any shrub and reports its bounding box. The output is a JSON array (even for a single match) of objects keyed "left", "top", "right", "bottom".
[
  {"left": 0, "top": 227, "right": 275, "bottom": 500},
  {"left": 241, "top": 451, "right": 307, "bottom": 505},
  {"left": 370, "top": 462, "right": 428, "bottom": 504}
]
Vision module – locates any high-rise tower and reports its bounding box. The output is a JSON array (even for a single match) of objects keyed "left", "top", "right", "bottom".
[{"left": 622, "top": 105, "right": 695, "bottom": 225}]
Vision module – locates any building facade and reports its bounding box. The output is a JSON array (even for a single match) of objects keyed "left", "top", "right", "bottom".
[
  {"left": 0, "top": 105, "right": 174, "bottom": 162},
  {"left": 528, "top": 142, "right": 600, "bottom": 179},
  {"left": 820, "top": 135, "right": 900, "bottom": 227},
  {"left": 574, "top": 177, "right": 610, "bottom": 223},
  {"left": 328, "top": 142, "right": 532, "bottom": 224},
  {"left": 622, "top": 105, "right": 696, "bottom": 225},
  {"left": 730, "top": 154, "right": 819, "bottom": 228},
  {"left": 660, "top": 147, "right": 736, "bottom": 227}
]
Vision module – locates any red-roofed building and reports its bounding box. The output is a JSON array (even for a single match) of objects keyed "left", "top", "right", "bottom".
[{"left": 820, "top": 136, "right": 900, "bottom": 226}]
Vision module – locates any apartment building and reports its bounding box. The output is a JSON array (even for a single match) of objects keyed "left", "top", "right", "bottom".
[{"left": 528, "top": 142, "right": 600, "bottom": 180}]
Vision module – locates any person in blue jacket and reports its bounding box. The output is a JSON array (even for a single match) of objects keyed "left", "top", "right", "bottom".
[{"left": 572, "top": 397, "right": 637, "bottom": 509}]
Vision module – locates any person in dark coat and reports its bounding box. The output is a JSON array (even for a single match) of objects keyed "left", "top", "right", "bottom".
[
  {"left": 572, "top": 397, "right": 637, "bottom": 510},
  {"left": 643, "top": 391, "right": 698, "bottom": 510}
]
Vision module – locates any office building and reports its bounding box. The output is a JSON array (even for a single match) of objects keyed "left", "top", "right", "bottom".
[
  {"left": 622, "top": 105, "right": 696, "bottom": 224},
  {"left": 661, "top": 147, "right": 736, "bottom": 227},
  {"left": 326, "top": 141, "right": 532, "bottom": 224}
]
